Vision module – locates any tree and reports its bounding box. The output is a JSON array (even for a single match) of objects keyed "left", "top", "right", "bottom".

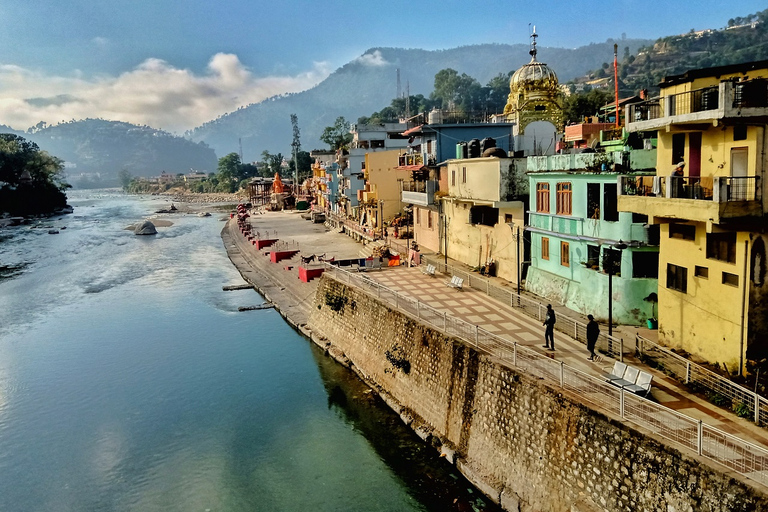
[
  {"left": 0, "top": 134, "right": 69, "bottom": 215},
  {"left": 431, "top": 68, "right": 483, "bottom": 112},
  {"left": 320, "top": 117, "right": 352, "bottom": 151},
  {"left": 217, "top": 152, "right": 241, "bottom": 192},
  {"left": 118, "top": 169, "right": 133, "bottom": 190},
  {"left": 485, "top": 72, "right": 513, "bottom": 113},
  {"left": 562, "top": 89, "right": 614, "bottom": 124}
]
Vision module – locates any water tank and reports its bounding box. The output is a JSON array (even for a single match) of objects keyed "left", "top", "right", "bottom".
[
  {"left": 480, "top": 137, "right": 496, "bottom": 154},
  {"left": 428, "top": 108, "right": 444, "bottom": 124},
  {"left": 456, "top": 142, "right": 468, "bottom": 159},
  {"left": 468, "top": 139, "right": 481, "bottom": 158}
]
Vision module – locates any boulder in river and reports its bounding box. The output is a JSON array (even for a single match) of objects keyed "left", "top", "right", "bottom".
[{"left": 134, "top": 220, "right": 157, "bottom": 235}]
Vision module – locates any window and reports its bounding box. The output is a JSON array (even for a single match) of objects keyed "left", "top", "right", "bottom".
[
  {"left": 672, "top": 133, "right": 685, "bottom": 164},
  {"left": 452, "top": 170, "right": 456, "bottom": 186},
  {"left": 695, "top": 266, "right": 709, "bottom": 278},
  {"left": 632, "top": 213, "right": 648, "bottom": 224},
  {"left": 667, "top": 263, "right": 688, "bottom": 293},
  {"left": 462, "top": 167, "right": 466, "bottom": 183},
  {"left": 723, "top": 272, "right": 739, "bottom": 287},
  {"left": 560, "top": 241, "right": 570, "bottom": 267},
  {"left": 587, "top": 183, "right": 600, "bottom": 219},
  {"left": 541, "top": 237, "right": 550, "bottom": 260},
  {"left": 427, "top": 211, "right": 433, "bottom": 229},
  {"left": 586, "top": 245, "right": 600, "bottom": 268},
  {"left": 469, "top": 206, "right": 499, "bottom": 227},
  {"left": 556, "top": 182, "right": 572, "bottom": 215},
  {"left": 734, "top": 125, "right": 747, "bottom": 141},
  {"left": 632, "top": 252, "right": 659, "bottom": 278},
  {"left": 536, "top": 183, "right": 550, "bottom": 213},
  {"left": 415, "top": 208, "right": 420, "bottom": 225},
  {"left": 504, "top": 213, "right": 514, "bottom": 223},
  {"left": 603, "top": 184, "right": 618, "bottom": 222},
  {"left": 669, "top": 223, "right": 696, "bottom": 240},
  {"left": 706, "top": 232, "right": 736, "bottom": 263}
]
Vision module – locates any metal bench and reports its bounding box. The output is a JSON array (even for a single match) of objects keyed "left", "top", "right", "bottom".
[
  {"left": 445, "top": 275, "right": 464, "bottom": 290},
  {"left": 603, "top": 361, "right": 628, "bottom": 383},
  {"left": 610, "top": 366, "right": 639, "bottom": 389},
  {"left": 624, "top": 371, "right": 653, "bottom": 397},
  {"left": 421, "top": 264, "right": 436, "bottom": 277}
]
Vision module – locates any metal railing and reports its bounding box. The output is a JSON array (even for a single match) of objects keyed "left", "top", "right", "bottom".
[
  {"left": 620, "top": 175, "right": 663, "bottom": 197},
  {"left": 321, "top": 264, "right": 768, "bottom": 488},
  {"left": 426, "top": 255, "right": 768, "bottom": 430},
  {"left": 635, "top": 333, "right": 768, "bottom": 426},
  {"left": 720, "top": 176, "right": 761, "bottom": 201},
  {"left": 422, "top": 255, "right": 626, "bottom": 360}
]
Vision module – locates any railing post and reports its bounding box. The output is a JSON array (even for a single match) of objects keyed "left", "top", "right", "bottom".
[
  {"left": 475, "top": 325, "right": 479, "bottom": 348},
  {"left": 574, "top": 322, "right": 578, "bottom": 340},
  {"left": 443, "top": 311, "right": 447, "bottom": 331},
  {"left": 697, "top": 420, "right": 703, "bottom": 456},
  {"left": 395, "top": 293, "right": 398, "bottom": 309},
  {"left": 620, "top": 338, "right": 624, "bottom": 362},
  {"left": 560, "top": 361, "right": 564, "bottom": 388},
  {"left": 756, "top": 394, "right": 761, "bottom": 426},
  {"left": 686, "top": 361, "right": 691, "bottom": 384},
  {"left": 417, "top": 301, "right": 420, "bottom": 319},
  {"left": 620, "top": 388, "right": 625, "bottom": 419},
  {"left": 513, "top": 342, "right": 517, "bottom": 367}
]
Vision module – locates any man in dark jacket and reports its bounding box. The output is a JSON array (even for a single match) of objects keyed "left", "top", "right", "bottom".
[
  {"left": 542, "top": 304, "right": 556, "bottom": 350},
  {"left": 586, "top": 314, "right": 600, "bottom": 361}
]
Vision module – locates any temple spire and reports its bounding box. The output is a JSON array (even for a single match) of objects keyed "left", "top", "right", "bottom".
[{"left": 529, "top": 25, "right": 538, "bottom": 61}]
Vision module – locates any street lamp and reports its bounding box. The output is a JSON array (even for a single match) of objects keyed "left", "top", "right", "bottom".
[{"left": 605, "top": 240, "right": 627, "bottom": 336}]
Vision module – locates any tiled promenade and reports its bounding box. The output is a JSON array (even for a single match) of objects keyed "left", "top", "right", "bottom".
[{"left": 369, "top": 265, "right": 768, "bottom": 450}]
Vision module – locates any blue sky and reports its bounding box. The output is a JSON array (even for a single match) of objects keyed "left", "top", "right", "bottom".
[{"left": 0, "top": 0, "right": 764, "bottom": 132}]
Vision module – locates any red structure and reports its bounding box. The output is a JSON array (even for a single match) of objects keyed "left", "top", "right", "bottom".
[{"left": 299, "top": 267, "right": 325, "bottom": 283}]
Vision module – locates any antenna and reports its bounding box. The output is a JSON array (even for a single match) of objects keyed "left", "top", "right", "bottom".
[
  {"left": 405, "top": 81, "right": 410, "bottom": 117},
  {"left": 396, "top": 68, "right": 401, "bottom": 99},
  {"left": 238, "top": 138, "right": 244, "bottom": 162}
]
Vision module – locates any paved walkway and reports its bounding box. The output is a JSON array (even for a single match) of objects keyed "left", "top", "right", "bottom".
[{"left": 369, "top": 265, "right": 768, "bottom": 450}]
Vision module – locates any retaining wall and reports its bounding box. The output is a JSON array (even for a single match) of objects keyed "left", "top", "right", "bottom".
[{"left": 309, "top": 275, "right": 768, "bottom": 512}]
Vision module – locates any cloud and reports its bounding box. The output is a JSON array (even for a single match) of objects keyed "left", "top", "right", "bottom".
[
  {"left": 0, "top": 54, "right": 332, "bottom": 133},
  {"left": 354, "top": 50, "right": 389, "bottom": 67}
]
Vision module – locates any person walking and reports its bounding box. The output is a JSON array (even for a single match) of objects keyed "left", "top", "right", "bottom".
[
  {"left": 586, "top": 314, "right": 600, "bottom": 361},
  {"left": 542, "top": 304, "right": 556, "bottom": 351}
]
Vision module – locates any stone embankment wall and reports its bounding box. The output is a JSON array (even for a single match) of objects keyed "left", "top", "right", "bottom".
[{"left": 309, "top": 275, "right": 768, "bottom": 512}]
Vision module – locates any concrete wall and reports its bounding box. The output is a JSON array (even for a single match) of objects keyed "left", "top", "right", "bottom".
[
  {"left": 443, "top": 199, "right": 525, "bottom": 284},
  {"left": 309, "top": 276, "right": 768, "bottom": 512},
  {"left": 413, "top": 205, "right": 440, "bottom": 253},
  {"left": 658, "top": 222, "right": 749, "bottom": 371}
]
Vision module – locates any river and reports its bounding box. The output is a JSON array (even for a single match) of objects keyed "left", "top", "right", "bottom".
[{"left": 0, "top": 190, "right": 496, "bottom": 512}]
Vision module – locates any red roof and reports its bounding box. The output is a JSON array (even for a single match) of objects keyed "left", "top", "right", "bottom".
[{"left": 394, "top": 165, "right": 426, "bottom": 171}]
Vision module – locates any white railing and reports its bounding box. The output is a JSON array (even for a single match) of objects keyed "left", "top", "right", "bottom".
[
  {"left": 322, "top": 264, "right": 768, "bottom": 489},
  {"left": 427, "top": 255, "right": 768, "bottom": 429}
]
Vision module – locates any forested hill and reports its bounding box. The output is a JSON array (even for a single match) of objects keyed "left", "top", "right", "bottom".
[
  {"left": 17, "top": 120, "right": 218, "bottom": 186},
  {"left": 188, "top": 40, "right": 650, "bottom": 160},
  {"left": 574, "top": 8, "right": 768, "bottom": 96}
]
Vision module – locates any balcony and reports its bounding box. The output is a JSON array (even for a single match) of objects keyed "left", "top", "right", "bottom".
[
  {"left": 528, "top": 212, "right": 584, "bottom": 236},
  {"left": 627, "top": 79, "right": 768, "bottom": 132},
  {"left": 401, "top": 180, "right": 438, "bottom": 206},
  {"left": 618, "top": 175, "right": 762, "bottom": 223}
]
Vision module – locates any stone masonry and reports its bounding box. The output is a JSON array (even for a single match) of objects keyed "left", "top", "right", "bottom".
[{"left": 309, "top": 275, "right": 768, "bottom": 512}]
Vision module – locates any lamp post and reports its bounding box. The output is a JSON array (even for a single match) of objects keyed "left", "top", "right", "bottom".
[{"left": 606, "top": 240, "right": 627, "bottom": 336}]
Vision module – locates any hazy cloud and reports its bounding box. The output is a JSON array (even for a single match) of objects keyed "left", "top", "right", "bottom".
[
  {"left": 0, "top": 54, "right": 332, "bottom": 133},
  {"left": 354, "top": 50, "right": 389, "bottom": 67}
]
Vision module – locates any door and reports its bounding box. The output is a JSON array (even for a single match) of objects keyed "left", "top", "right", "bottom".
[
  {"left": 689, "top": 132, "right": 701, "bottom": 177},
  {"left": 730, "top": 147, "right": 748, "bottom": 200}
]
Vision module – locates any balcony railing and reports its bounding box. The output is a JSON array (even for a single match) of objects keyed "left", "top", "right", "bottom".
[
  {"left": 619, "top": 175, "right": 760, "bottom": 202},
  {"left": 528, "top": 212, "right": 583, "bottom": 236},
  {"left": 669, "top": 86, "right": 720, "bottom": 116},
  {"left": 733, "top": 79, "right": 768, "bottom": 108}
]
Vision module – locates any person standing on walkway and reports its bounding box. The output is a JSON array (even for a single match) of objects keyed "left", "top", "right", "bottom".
[
  {"left": 586, "top": 314, "right": 600, "bottom": 361},
  {"left": 542, "top": 304, "right": 556, "bottom": 350}
]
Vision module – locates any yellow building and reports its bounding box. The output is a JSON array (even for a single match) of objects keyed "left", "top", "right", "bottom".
[
  {"left": 620, "top": 59, "right": 768, "bottom": 375},
  {"left": 361, "top": 150, "right": 411, "bottom": 232},
  {"left": 442, "top": 157, "right": 526, "bottom": 285}
]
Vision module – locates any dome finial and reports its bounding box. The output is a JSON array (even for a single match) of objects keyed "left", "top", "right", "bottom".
[{"left": 529, "top": 24, "right": 538, "bottom": 61}]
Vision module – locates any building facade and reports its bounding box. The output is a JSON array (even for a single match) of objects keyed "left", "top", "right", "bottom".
[{"left": 620, "top": 59, "right": 768, "bottom": 373}]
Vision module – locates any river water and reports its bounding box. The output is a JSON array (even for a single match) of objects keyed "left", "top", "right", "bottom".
[{"left": 0, "top": 190, "right": 496, "bottom": 512}]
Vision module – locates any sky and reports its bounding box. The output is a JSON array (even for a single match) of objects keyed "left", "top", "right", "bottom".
[{"left": 0, "top": 0, "right": 764, "bottom": 133}]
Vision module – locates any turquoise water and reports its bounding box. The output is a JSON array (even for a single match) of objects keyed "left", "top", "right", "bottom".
[{"left": 0, "top": 191, "right": 495, "bottom": 512}]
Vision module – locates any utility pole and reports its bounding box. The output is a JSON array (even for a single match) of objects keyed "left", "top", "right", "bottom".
[{"left": 290, "top": 114, "right": 301, "bottom": 197}]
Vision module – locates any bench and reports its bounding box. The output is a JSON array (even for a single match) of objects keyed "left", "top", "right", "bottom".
[
  {"left": 604, "top": 361, "right": 653, "bottom": 396},
  {"left": 445, "top": 275, "right": 464, "bottom": 290},
  {"left": 358, "top": 258, "right": 382, "bottom": 272},
  {"left": 421, "top": 264, "right": 436, "bottom": 277}
]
